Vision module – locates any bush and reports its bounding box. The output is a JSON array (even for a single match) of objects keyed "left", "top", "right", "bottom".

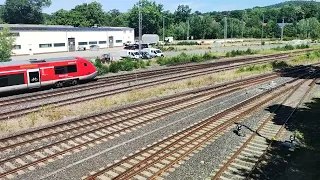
[
  {"left": 156, "top": 52, "right": 217, "bottom": 66},
  {"left": 271, "top": 61, "right": 289, "bottom": 69},
  {"left": 226, "top": 48, "right": 257, "bottom": 57},
  {"left": 176, "top": 41, "right": 198, "bottom": 46},
  {"left": 272, "top": 44, "right": 309, "bottom": 51}
]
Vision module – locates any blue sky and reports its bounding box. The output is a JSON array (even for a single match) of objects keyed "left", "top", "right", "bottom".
[{"left": 0, "top": 0, "right": 294, "bottom": 13}]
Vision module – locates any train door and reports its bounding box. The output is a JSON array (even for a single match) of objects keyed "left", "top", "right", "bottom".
[{"left": 27, "top": 69, "right": 41, "bottom": 88}]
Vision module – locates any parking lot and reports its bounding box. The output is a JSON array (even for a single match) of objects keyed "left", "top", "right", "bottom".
[{"left": 11, "top": 43, "right": 285, "bottom": 61}]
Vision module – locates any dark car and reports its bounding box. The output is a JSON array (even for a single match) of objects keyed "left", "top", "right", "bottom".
[
  {"left": 139, "top": 51, "right": 153, "bottom": 59},
  {"left": 100, "top": 53, "right": 111, "bottom": 63}
]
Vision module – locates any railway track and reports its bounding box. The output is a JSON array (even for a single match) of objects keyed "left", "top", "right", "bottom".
[
  {"left": 0, "top": 52, "right": 312, "bottom": 121},
  {"left": 0, "top": 70, "right": 281, "bottom": 179},
  {"left": 81, "top": 71, "right": 314, "bottom": 180},
  {"left": 0, "top": 49, "right": 312, "bottom": 108},
  {"left": 209, "top": 77, "right": 317, "bottom": 180}
]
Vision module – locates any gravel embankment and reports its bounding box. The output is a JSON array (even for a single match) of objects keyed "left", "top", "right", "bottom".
[{"left": 13, "top": 76, "right": 293, "bottom": 180}]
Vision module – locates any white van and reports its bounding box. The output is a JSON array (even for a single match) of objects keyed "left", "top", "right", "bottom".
[
  {"left": 120, "top": 50, "right": 140, "bottom": 59},
  {"left": 143, "top": 48, "right": 164, "bottom": 57}
]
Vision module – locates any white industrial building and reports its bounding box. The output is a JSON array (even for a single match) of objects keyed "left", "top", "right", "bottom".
[{"left": 0, "top": 24, "right": 134, "bottom": 56}]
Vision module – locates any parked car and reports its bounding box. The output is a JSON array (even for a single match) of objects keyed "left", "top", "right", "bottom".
[
  {"left": 78, "top": 46, "right": 86, "bottom": 51},
  {"left": 139, "top": 51, "right": 153, "bottom": 59},
  {"left": 143, "top": 48, "right": 164, "bottom": 57},
  {"left": 120, "top": 50, "right": 140, "bottom": 59},
  {"left": 100, "top": 53, "right": 111, "bottom": 63},
  {"left": 90, "top": 45, "right": 100, "bottom": 51}
]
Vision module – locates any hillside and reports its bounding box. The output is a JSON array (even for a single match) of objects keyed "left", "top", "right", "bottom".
[{"left": 265, "top": 0, "right": 320, "bottom": 8}]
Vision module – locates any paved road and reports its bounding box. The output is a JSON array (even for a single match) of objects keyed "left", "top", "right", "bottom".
[{"left": 11, "top": 44, "right": 285, "bottom": 61}]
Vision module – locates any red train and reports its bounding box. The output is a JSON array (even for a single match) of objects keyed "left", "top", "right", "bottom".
[{"left": 0, "top": 56, "right": 98, "bottom": 93}]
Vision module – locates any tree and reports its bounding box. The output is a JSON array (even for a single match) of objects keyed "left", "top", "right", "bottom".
[
  {"left": 308, "top": 18, "right": 320, "bottom": 40},
  {"left": 174, "top": 5, "right": 192, "bottom": 23},
  {"left": 2, "top": 0, "right": 51, "bottom": 24},
  {"left": 0, "top": 26, "right": 15, "bottom": 62},
  {"left": 127, "top": 0, "right": 163, "bottom": 36},
  {"left": 106, "top": 9, "right": 128, "bottom": 27}
]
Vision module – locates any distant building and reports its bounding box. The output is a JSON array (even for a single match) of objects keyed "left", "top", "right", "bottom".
[{"left": 0, "top": 24, "right": 134, "bottom": 56}]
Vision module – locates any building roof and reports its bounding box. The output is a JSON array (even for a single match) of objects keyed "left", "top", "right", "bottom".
[
  {"left": 0, "top": 57, "right": 78, "bottom": 67},
  {"left": 0, "top": 24, "right": 134, "bottom": 32}
]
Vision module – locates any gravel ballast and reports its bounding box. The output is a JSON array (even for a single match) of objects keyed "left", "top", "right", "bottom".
[{"left": 8, "top": 77, "right": 293, "bottom": 180}]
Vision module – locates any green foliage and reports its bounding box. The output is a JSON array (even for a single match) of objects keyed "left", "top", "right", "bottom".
[
  {"left": 0, "top": 26, "right": 15, "bottom": 62},
  {"left": 226, "top": 48, "right": 257, "bottom": 57},
  {"left": 3, "top": 0, "right": 51, "bottom": 24},
  {"left": 156, "top": 52, "right": 217, "bottom": 66},
  {"left": 271, "top": 61, "right": 289, "bottom": 69},
  {"left": 272, "top": 44, "right": 310, "bottom": 51},
  {"left": 176, "top": 41, "right": 198, "bottom": 45},
  {"left": 236, "top": 60, "right": 289, "bottom": 73},
  {"left": 1, "top": 0, "right": 320, "bottom": 40},
  {"left": 95, "top": 58, "right": 150, "bottom": 75}
]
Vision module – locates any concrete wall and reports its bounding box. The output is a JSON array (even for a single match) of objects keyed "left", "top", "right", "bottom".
[{"left": 12, "top": 29, "right": 135, "bottom": 55}]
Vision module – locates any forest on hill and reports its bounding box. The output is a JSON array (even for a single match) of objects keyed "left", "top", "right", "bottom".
[{"left": 1, "top": 0, "right": 320, "bottom": 40}]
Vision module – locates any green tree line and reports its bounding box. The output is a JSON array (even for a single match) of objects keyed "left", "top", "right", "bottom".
[{"left": 1, "top": 0, "right": 320, "bottom": 40}]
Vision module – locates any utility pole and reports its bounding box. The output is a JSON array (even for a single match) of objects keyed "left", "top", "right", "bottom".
[
  {"left": 231, "top": 19, "right": 233, "bottom": 39},
  {"left": 138, "top": 1, "right": 142, "bottom": 53},
  {"left": 163, "top": 16, "right": 165, "bottom": 47},
  {"left": 261, "top": 14, "right": 264, "bottom": 46},
  {"left": 224, "top": 16, "right": 227, "bottom": 41},
  {"left": 241, "top": 20, "right": 245, "bottom": 39},
  {"left": 187, "top": 19, "right": 190, "bottom": 40},
  {"left": 281, "top": 17, "right": 284, "bottom": 41}
]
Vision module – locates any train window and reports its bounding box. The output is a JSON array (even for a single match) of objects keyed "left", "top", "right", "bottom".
[
  {"left": 0, "top": 74, "right": 24, "bottom": 87},
  {"left": 84, "top": 63, "right": 87, "bottom": 66},
  {"left": 54, "top": 66, "right": 67, "bottom": 75},
  {"left": 67, "top": 65, "right": 77, "bottom": 73},
  {"left": 0, "top": 75, "right": 8, "bottom": 87},
  {"left": 8, "top": 74, "right": 24, "bottom": 86}
]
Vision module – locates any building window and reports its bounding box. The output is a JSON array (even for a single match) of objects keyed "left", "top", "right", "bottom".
[
  {"left": 39, "top": 43, "right": 52, "bottom": 48},
  {"left": 98, "top": 41, "right": 107, "bottom": 44},
  {"left": 116, "top": 40, "right": 122, "bottom": 43},
  {"left": 0, "top": 74, "right": 25, "bottom": 87},
  {"left": 78, "top": 42, "right": 88, "bottom": 45},
  {"left": 54, "top": 43, "right": 66, "bottom": 47},
  {"left": 54, "top": 65, "right": 77, "bottom": 75},
  {"left": 9, "top": 33, "right": 20, "bottom": 37},
  {"left": 89, "top": 41, "right": 97, "bottom": 45},
  {"left": 13, "top": 45, "right": 21, "bottom": 50}
]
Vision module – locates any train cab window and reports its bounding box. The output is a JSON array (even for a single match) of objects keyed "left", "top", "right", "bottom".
[
  {"left": 84, "top": 63, "right": 87, "bottom": 67},
  {"left": 54, "top": 65, "right": 77, "bottom": 75},
  {"left": 54, "top": 66, "right": 66, "bottom": 75},
  {"left": 67, "top": 65, "right": 77, "bottom": 73}
]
